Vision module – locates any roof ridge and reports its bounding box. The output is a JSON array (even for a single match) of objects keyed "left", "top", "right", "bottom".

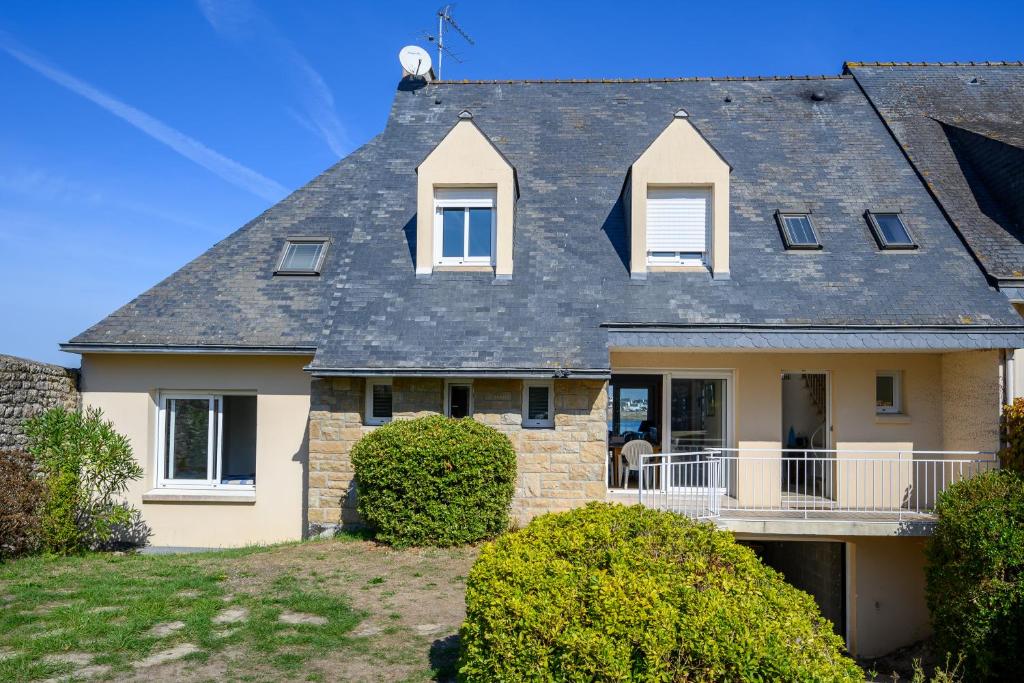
[
  {"left": 845, "top": 60, "right": 1024, "bottom": 69},
  {"left": 430, "top": 74, "right": 851, "bottom": 85}
]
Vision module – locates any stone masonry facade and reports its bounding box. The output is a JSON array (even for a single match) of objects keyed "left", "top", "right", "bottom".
[
  {"left": 307, "top": 377, "right": 608, "bottom": 533},
  {"left": 0, "top": 354, "right": 80, "bottom": 451}
]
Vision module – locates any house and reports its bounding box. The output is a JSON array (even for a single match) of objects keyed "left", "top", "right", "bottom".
[
  {"left": 61, "top": 62, "right": 1024, "bottom": 658},
  {"left": 845, "top": 61, "right": 1024, "bottom": 395}
]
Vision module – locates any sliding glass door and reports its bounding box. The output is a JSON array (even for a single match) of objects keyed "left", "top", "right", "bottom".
[{"left": 666, "top": 375, "right": 729, "bottom": 490}]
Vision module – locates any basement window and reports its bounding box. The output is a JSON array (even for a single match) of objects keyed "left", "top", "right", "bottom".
[
  {"left": 776, "top": 212, "right": 821, "bottom": 249},
  {"left": 866, "top": 212, "right": 916, "bottom": 250},
  {"left": 157, "top": 393, "right": 257, "bottom": 489},
  {"left": 522, "top": 381, "right": 554, "bottom": 429},
  {"left": 276, "top": 239, "right": 328, "bottom": 274},
  {"left": 365, "top": 379, "right": 393, "bottom": 426},
  {"left": 875, "top": 372, "right": 902, "bottom": 414}
]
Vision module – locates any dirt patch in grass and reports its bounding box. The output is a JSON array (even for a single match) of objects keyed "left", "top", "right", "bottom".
[{"left": 0, "top": 535, "right": 479, "bottom": 682}]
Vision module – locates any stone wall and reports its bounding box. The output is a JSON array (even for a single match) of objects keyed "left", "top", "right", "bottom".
[
  {"left": 0, "top": 354, "right": 80, "bottom": 451},
  {"left": 306, "top": 377, "right": 608, "bottom": 533}
]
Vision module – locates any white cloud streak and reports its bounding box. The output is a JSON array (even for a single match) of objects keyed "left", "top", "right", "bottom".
[
  {"left": 197, "top": 0, "right": 349, "bottom": 157},
  {"left": 0, "top": 35, "right": 289, "bottom": 202}
]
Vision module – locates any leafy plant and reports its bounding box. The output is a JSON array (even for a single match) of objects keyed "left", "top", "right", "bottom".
[
  {"left": 925, "top": 470, "right": 1024, "bottom": 681},
  {"left": 23, "top": 406, "right": 144, "bottom": 554},
  {"left": 458, "top": 502, "right": 862, "bottom": 682},
  {"left": 350, "top": 415, "right": 516, "bottom": 547},
  {"left": 0, "top": 450, "right": 44, "bottom": 559},
  {"left": 999, "top": 397, "right": 1024, "bottom": 473}
]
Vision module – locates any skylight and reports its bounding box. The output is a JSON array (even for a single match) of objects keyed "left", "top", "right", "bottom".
[
  {"left": 276, "top": 239, "right": 327, "bottom": 274},
  {"left": 776, "top": 212, "right": 821, "bottom": 249},
  {"left": 866, "top": 212, "right": 917, "bottom": 249}
]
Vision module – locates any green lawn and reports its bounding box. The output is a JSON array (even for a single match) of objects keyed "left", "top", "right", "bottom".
[{"left": 0, "top": 536, "right": 478, "bottom": 682}]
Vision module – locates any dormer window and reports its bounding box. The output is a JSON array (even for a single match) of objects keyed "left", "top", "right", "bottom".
[
  {"left": 646, "top": 187, "right": 710, "bottom": 266},
  {"left": 434, "top": 189, "right": 496, "bottom": 266},
  {"left": 866, "top": 211, "right": 917, "bottom": 249},
  {"left": 776, "top": 212, "right": 822, "bottom": 249},
  {"left": 276, "top": 239, "right": 328, "bottom": 275}
]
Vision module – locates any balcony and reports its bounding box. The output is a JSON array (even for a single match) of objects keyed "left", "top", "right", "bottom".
[{"left": 622, "top": 449, "right": 998, "bottom": 535}]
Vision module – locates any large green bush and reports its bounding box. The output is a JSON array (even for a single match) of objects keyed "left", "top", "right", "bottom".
[
  {"left": 0, "top": 450, "right": 44, "bottom": 559},
  {"left": 459, "top": 502, "right": 861, "bottom": 682},
  {"left": 925, "top": 470, "right": 1024, "bottom": 681},
  {"left": 24, "top": 406, "right": 144, "bottom": 554},
  {"left": 351, "top": 415, "right": 516, "bottom": 547}
]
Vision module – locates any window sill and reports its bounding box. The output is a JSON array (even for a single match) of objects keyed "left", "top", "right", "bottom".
[
  {"left": 646, "top": 265, "right": 710, "bottom": 273},
  {"left": 432, "top": 265, "right": 494, "bottom": 272},
  {"left": 143, "top": 489, "right": 256, "bottom": 504},
  {"left": 875, "top": 413, "right": 911, "bottom": 424}
]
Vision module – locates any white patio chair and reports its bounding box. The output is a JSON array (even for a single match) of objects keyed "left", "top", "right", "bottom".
[{"left": 620, "top": 439, "right": 653, "bottom": 489}]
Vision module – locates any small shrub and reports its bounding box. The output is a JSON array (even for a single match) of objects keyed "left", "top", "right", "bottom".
[
  {"left": 999, "top": 397, "right": 1024, "bottom": 473},
  {"left": 925, "top": 470, "right": 1024, "bottom": 681},
  {"left": 24, "top": 406, "right": 144, "bottom": 554},
  {"left": 0, "top": 450, "right": 44, "bottom": 559},
  {"left": 459, "top": 502, "right": 862, "bottom": 682},
  {"left": 351, "top": 415, "right": 516, "bottom": 547}
]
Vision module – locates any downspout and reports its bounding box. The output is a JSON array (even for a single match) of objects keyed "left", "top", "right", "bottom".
[{"left": 1006, "top": 349, "right": 1016, "bottom": 405}]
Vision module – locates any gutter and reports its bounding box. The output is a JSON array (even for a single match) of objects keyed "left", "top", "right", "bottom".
[
  {"left": 60, "top": 343, "right": 317, "bottom": 356},
  {"left": 305, "top": 366, "right": 611, "bottom": 379},
  {"left": 601, "top": 322, "right": 1024, "bottom": 332}
]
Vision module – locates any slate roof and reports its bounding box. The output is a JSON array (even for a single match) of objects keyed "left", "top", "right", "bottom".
[
  {"left": 66, "top": 74, "right": 1024, "bottom": 373},
  {"left": 847, "top": 62, "right": 1024, "bottom": 284}
]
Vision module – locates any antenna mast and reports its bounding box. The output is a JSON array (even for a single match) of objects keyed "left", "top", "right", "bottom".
[{"left": 435, "top": 4, "right": 474, "bottom": 79}]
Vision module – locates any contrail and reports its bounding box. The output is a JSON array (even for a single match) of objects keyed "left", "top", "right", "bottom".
[
  {"left": 0, "top": 36, "right": 289, "bottom": 202},
  {"left": 197, "top": 0, "right": 349, "bottom": 158}
]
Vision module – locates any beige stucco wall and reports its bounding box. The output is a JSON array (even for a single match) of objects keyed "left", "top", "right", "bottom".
[
  {"left": 79, "top": 354, "right": 311, "bottom": 548},
  {"left": 941, "top": 350, "right": 1000, "bottom": 453},
  {"left": 416, "top": 118, "right": 516, "bottom": 276},
  {"left": 307, "top": 377, "right": 607, "bottom": 530},
  {"left": 628, "top": 115, "right": 730, "bottom": 278},
  {"left": 847, "top": 536, "right": 930, "bottom": 657}
]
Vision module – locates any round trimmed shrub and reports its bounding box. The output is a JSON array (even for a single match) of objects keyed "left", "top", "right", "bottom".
[
  {"left": 925, "top": 470, "right": 1024, "bottom": 681},
  {"left": 351, "top": 415, "right": 516, "bottom": 547},
  {"left": 459, "top": 502, "right": 861, "bottom": 682}
]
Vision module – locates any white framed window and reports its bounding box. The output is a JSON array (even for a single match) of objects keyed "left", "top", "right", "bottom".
[
  {"left": 875, "top": 372, "right": 902, "bottom": 414},
  {"left": 647, "top": 187, "right": 710, "bottom": 266},
  {"left": 365, "top": 378, "right": 393, "bottom": 426},
  {"left": 444, "top": 380, "right": 474, "bottom": 419},
  {"left": 522, "top": 381, "right": 554, "bottom": 428},
  {"left": 275, "top": 238, "right": 328, "bottom": 274},
  {"left": 156, "top": 393, "right": 257, "bottom": 490},
  {"left": 433, "top": 189, "right": 496, "bottom": 266}
]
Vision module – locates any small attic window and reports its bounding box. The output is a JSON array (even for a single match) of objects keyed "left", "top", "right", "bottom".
[
  {"left": 776, "top": 212, "right": 821, "bottom": 249},
  {"left": 866, "top": 212, "right": 917, "bottom": 250},
  {"left": 276, "top": 239, "right": 327, "bottom": 275}
]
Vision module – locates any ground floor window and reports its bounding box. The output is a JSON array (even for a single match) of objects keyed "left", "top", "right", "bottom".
[
  {"left": 157, "top": 393, "right": 257, "bottom": 488},
  {"left": 365, "top": 378, "right": 393, "bottom": 425},
  {"left": 445, "top": 381, "right": 473, "bottom": 418},
  {"left": 522, "top": 381, "right": 554, "bottom": 428}
]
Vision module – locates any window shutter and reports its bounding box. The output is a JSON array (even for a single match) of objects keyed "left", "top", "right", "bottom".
[
  {"left": 646, "top": 188, "right": 710, "bottom": 252},
  {"left": 372, "top": 384, "right": 393, "bottom": 419},
  {"left": 527, "top": 386, "right": 550, "bottom": 421}
]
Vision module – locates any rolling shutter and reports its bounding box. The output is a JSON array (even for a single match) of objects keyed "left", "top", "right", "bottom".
[{"left": 646, "top": 187, "right": 710, "bottom": 252}]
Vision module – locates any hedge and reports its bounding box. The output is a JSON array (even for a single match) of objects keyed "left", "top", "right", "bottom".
[
  {"left": 925, "top": 470, "right": 1024, "bottom": 681},
  {"left": 351, "top": 415, "right": 516, "bottom": 547},
  {"left": 459, "top": 502, "right": 861, "bottom": 682}
]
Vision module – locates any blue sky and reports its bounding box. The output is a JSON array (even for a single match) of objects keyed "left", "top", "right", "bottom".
[{"left": 2, "top": 1, "right": 1023, "bottom": 365}]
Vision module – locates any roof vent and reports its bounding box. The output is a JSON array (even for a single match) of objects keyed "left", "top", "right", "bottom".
[
  {"left": 723, "top": 95, "right": 733, "bottom": 103},
  {"left": 458, "top": 109, "right": 473, "bottom": 120},
  {"left": 811, "top": 90, "right": 826, "bottom": 102},
  {"left": 674, "top": 108, "right": 689, "bottom": 118},
  {"left": 969, "top": 76, "right": 979, "bottom": 84}
]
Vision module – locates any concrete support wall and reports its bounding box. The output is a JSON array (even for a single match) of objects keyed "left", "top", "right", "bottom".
[
  {"left": 307, "top": 377, "right": 608, "bottom": 533},
  {"left": 0, "top": 354, "right": 79, "bottom": 451}
]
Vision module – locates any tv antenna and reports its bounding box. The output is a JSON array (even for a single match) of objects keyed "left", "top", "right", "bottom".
[{"left": 430, "top": 4, "right": 474, "bottom": 79}]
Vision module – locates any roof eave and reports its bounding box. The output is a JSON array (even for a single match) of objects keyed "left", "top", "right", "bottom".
[{"left": 61, "top": 343, "right": 317, "bottom": 356}]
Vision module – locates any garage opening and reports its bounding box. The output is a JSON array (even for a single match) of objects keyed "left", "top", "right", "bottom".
[{"left": 741, "top": 540, "right": 846, "bottom": 639}]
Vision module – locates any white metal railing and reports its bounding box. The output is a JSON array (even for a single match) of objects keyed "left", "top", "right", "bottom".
[
  {"left": 638, "top": 448, "right": 998, "bottom": 521},
  {"left": 638, "top": 451, "right": 722, "bottom": 518}
]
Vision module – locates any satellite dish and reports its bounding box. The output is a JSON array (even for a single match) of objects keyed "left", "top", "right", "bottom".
[{"left": 399, "top": 45, "right": 433, "bottom": 78}]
